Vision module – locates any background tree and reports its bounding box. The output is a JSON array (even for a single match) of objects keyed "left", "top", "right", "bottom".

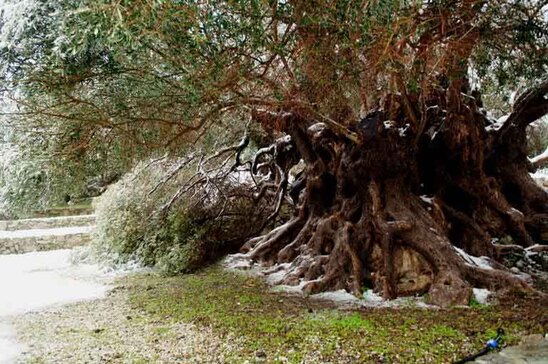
[{"left": 1, "top": 0, "right": 547, "bottom": 306}]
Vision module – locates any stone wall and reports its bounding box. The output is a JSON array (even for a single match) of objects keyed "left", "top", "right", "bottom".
[
  {"left": 0, "top": 215, "right": 95, "bottom": 231},
  {"left": 0, "top": 232, "right": 92, "bottom": 255}
]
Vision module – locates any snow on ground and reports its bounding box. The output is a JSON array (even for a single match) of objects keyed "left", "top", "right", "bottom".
[
  {"left": 0, "top": 322, "right": 22, "bottom": 364},
  {"left": 531, "top": 168, "right": 548, "bottom": 179},
  {"left": 472, "top": 288, "right": 491, "bottom": 305},
  {"left": 0, "top": 248, "right": 126, "bottom": 363},
  {"left": 0, "top": 249, "right": 109, "bottom": 317},
  {"left": 454, "top": 246, "right": 493, "bottom": 270},
  {"left": 225, "top": 254, "right": 436, "bottom": 309},
  {"left": 0, "top": 225, "right": 93, "bottom": 239}
]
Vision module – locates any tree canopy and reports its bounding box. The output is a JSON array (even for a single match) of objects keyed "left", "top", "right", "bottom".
[
  {"left": 1, "top": 0, "right": 546, "bottom": 152},
  {"left": 1, "top": 0, "right": 547, "bottom": 306}
]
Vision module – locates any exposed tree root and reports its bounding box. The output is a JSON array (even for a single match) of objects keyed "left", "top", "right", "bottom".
[{"left": 238, "top": 80, "right": 548, "bottom": 307}]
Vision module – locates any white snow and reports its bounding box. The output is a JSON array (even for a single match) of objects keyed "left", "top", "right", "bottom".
[
  {"left": 307, "top": 123, "right": 326, "bottom": 135},
  {"left": 531, "top": 167, "right": 548, "bottom": 179},
  {"left": 0, "top": 248, "right": 122, "bottom": 363},
  {"left": 272, "top": 280, "right": 309, "bottom": 294},
  {"left": 265, "top": 263, "right": 292, "bottom": 285},
  {"left": 0, "top": 322, "right": 22, "bottom": 364},
  {"left": 485, "top": 114, "right": 509, "bottom": 132},
  {"left": 383, "top": 120, "right": 395, "bottom": 129},
  {"left": 225, "top": 255, "right": 436, "bottom": 309},
  {"left": 420, "top": 195, "right": 434, "bottom": 204},
  {"left": 472, "top": 288, "right": 491, "bottom": 305},
  {"left": 454, "top": 247, "right": 493, "bottom": 270},
  {"left": 311, "top": 289, "right": 434, "bottom": 309},
  {"left": 224, "top": 253, "right": 256, "bottom": 271},
  {"left": 363, "top": 289, "right": 384, "bottom": 302},
  {"left": 312, "top": 289, "right": 360, "bottom": 304},
  {"left": 531, "top": 168, "right": 548, "bottom": 191},
  {"left": 0, "top": 0, "right": 37, "bottom": 49},
  {"left": 0, "top": 249, "right": 109, "bottom": 317},
  {"left": 507, "top": 207, "right": 524, "bottom": 219},
  {"left": 398, "top": 124, "right": 410, "bottom": 137},
  {"left": 0, "top": 225, "right": 93, "bottom": 238},
  {"left": 529, "top": 147, "right": 548, "bottom": 165}
]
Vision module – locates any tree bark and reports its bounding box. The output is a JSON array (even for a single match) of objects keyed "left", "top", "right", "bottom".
[{"left": 244, "top": 80, "right": 547, "bottom": 307}]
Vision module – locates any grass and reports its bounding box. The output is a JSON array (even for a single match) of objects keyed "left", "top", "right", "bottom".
[{"left": 127, "top": 265, "right": 547, "bottom": 363}]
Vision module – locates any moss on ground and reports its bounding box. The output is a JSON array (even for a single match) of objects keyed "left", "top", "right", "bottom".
[{"left": 128, "top": 265, "right": 547, "bottom": 363}]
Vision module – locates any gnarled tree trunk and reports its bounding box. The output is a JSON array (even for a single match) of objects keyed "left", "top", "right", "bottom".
[{"left": 243, "top": 79, "right": 548, "bottom": 307}]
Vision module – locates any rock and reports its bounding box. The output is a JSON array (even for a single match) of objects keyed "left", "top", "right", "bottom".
[
  {"left": 515, "top": 260, "right": 525, "bottom": 269},
  {"left": 510, "top": 267, "right": 520, "bottom": 274},
  {"left": 474, "top": 335, "right": 548, "bottom": 363}
]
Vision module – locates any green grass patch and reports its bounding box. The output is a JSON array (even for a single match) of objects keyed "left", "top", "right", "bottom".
[{"left": 126, "top": 265, "right": 547, "bottom": 363}]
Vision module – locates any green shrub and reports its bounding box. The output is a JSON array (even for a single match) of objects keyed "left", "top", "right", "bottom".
[{"left": 93, "top": 156, "right": 265, "bottom": 274}]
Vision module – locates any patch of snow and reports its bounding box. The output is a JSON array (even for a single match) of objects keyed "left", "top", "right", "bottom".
[
  {"left": 531, "top": 168, "right": 548, "bottom": 191},
  {"left": 363, "top": 289, "right": 384, "bottom": 302},
  {"left": 497, "top": 114, "right": 509, "bottom": 124},
  {"left": 312, "top": 290, "right": 360, "bottom": 305},
  {"left": 529, "top": 147, "right": 548, "bottom": 165},
  {"left": 0, "top": 247, "right": 125, "bottom": 363},
  {"left": 454, "top": 247, "right": 493, "bottom": 270},
  {"left": 507, "top": 207, "right": 524, "bottom": 218},
  {"left": 272, "top": 280, "right": 308, "bottom": 294},
  {"left": 264, "top": 263, "right": 292, "bottom": 285},
  {"left": 277, "top": 134, "right": 291, "bottom": 144},
  {"left": 0, "top": 322, "right": 24, "bottom": 364},
  {"left": 472, "top": 288, "right": 491, "bottom": 304},
  {"left": 486, "top": 114, "right": 509, "bottom": 132},
  {"left": 225, "top": 256, "right": 438, "bottom": 309},
  {"left": 420, "top": 195, "right": 434, "bottom": 204},
  {"left": 288, "top": 159, "right": 306, "bottom": 183},
  {"left": 224, "top": 253, "right": 255, "bottom": 271},
  {"left": 531, "top": 168, "right": 548, "bottom": 179},
  {"left": 398, "top": 123, "right": 410, "bottom": 137},
  {"left": 0, "top": 226, "right": 93, "bottom": 239},
  {"left": 307, "top": 123, "right": 326, "bottom": 137},
  {"left": 383, "top": 120, "right": 395, "bottom": 129},
  {"left": 228, "top": 169, "right": 254, "bottom": 186},
  {"left": 0, "top": 249, "right": 111, "bottom": 317}
]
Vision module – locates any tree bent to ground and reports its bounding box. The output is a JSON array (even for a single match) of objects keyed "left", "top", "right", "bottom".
[{"left": 1, "top": 0, "right": 547, "bottom": 306}]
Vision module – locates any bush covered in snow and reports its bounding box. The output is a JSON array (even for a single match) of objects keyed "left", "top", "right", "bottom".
[{"left": 93, "top": 157, "right": 265, "bottom": 274}]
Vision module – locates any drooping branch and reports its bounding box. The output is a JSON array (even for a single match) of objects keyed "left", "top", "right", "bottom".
[{"left": 495, "top": 79, "right": 548, "bottom": 141}]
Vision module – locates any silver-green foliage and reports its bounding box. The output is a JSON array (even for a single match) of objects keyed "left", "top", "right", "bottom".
[{"left": 93, "top": 155, "right": 262, "bottom": 274}]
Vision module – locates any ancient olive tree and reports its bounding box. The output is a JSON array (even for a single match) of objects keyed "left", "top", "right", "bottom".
[{"left": 1, "top": 0, "right": 547, "bottom": 306}]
